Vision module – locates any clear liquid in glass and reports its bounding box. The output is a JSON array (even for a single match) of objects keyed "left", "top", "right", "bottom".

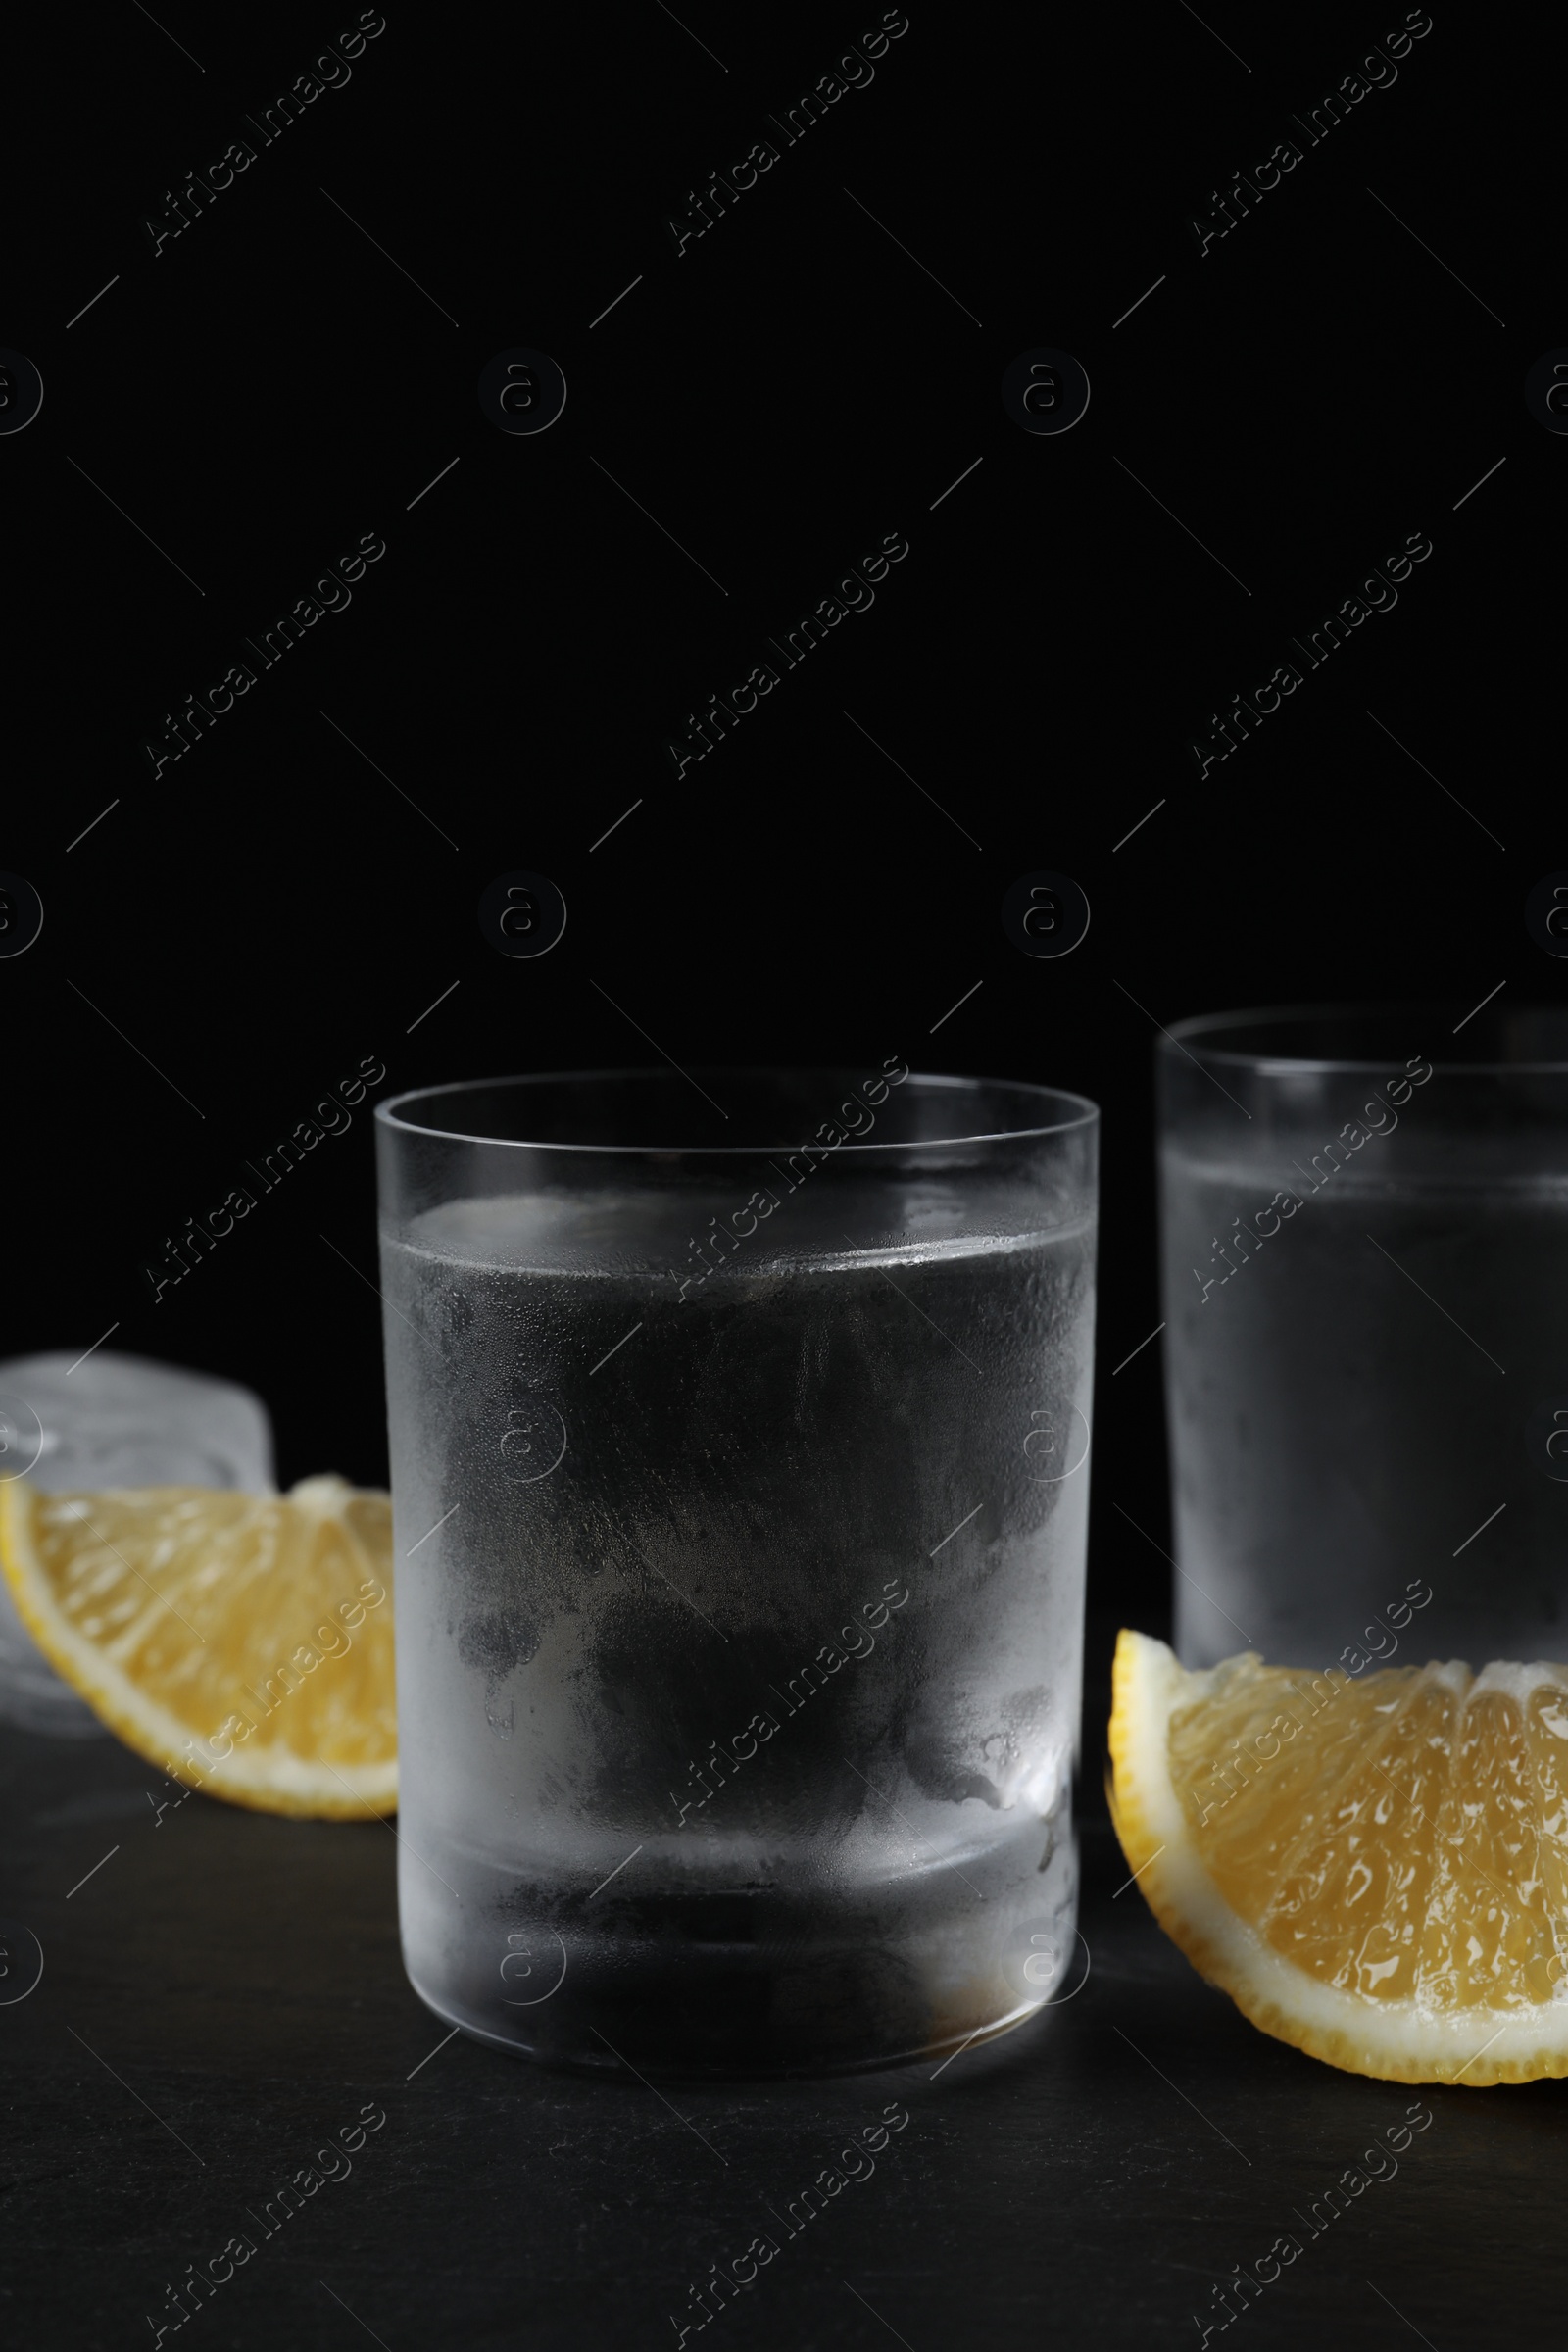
[{"left": 380, "top": 1178, "right": 1094, "bottom": 2077}]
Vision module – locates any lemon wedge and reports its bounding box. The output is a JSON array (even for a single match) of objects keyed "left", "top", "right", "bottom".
[
  {"left": 1109, "top": 1628, "right": 1568, "bottom": 2084},
  {"left": 0, "top": 1475, "right": 395, "bottom": 1819}
]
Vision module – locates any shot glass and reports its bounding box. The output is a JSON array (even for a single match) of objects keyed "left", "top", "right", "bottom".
[
  {"left": 1158, "top": 1004, "right": 1568, "bottom": 1673},
  {"left": 375, "top": 1064, "right": 1098, "bottom": 2078}
]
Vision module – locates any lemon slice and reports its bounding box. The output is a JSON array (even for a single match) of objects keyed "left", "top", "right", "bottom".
[
  {"left": 1108, "top": 1628, "right": 1568, "bottom": 2085},
  {"left": 0, "top": 1475, "right": 395, "bottom": 1819}
]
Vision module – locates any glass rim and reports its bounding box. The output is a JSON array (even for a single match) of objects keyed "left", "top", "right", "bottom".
[
  {"left": 1160, "top": 1002, "right": 1568, "bottom": 1077},
  {"left": 375, "top": 1065, "right": 1100, "bottom": 1156}
]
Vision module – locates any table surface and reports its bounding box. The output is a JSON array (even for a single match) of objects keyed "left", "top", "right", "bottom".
[{"left": 5, "top": 1619, "right": 1554, "bottom": 2351}]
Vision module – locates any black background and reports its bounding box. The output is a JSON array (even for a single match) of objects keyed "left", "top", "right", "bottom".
[{"left": 1, "top": 0, "right": 1557, "bottom": 2342}]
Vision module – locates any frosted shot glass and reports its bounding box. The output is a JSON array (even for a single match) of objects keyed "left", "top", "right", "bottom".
[
  {"left": 1159, "top": 1004, "right": 1568, "bottom": 1671},
  {"left": 376, "top": 1065, "right": 1098, "bottom": 2078}
]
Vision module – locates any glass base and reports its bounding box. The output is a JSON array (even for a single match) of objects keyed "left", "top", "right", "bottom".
[
  {"left": 410, "top": 1971, "right": 1051, "bottom": 2081},
  {"left": 398, "top": 1819, "right": 1077, "bottom": 2082}
]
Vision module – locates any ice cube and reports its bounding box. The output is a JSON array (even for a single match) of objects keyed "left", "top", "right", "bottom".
[{"left": 0, "top": 1351, "right": 274, "bottom": 1737}]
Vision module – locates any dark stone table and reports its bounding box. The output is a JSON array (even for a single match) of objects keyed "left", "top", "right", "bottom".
[{"left": 4, "top": 1617, "right": 1555, "bottom": 2348}]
